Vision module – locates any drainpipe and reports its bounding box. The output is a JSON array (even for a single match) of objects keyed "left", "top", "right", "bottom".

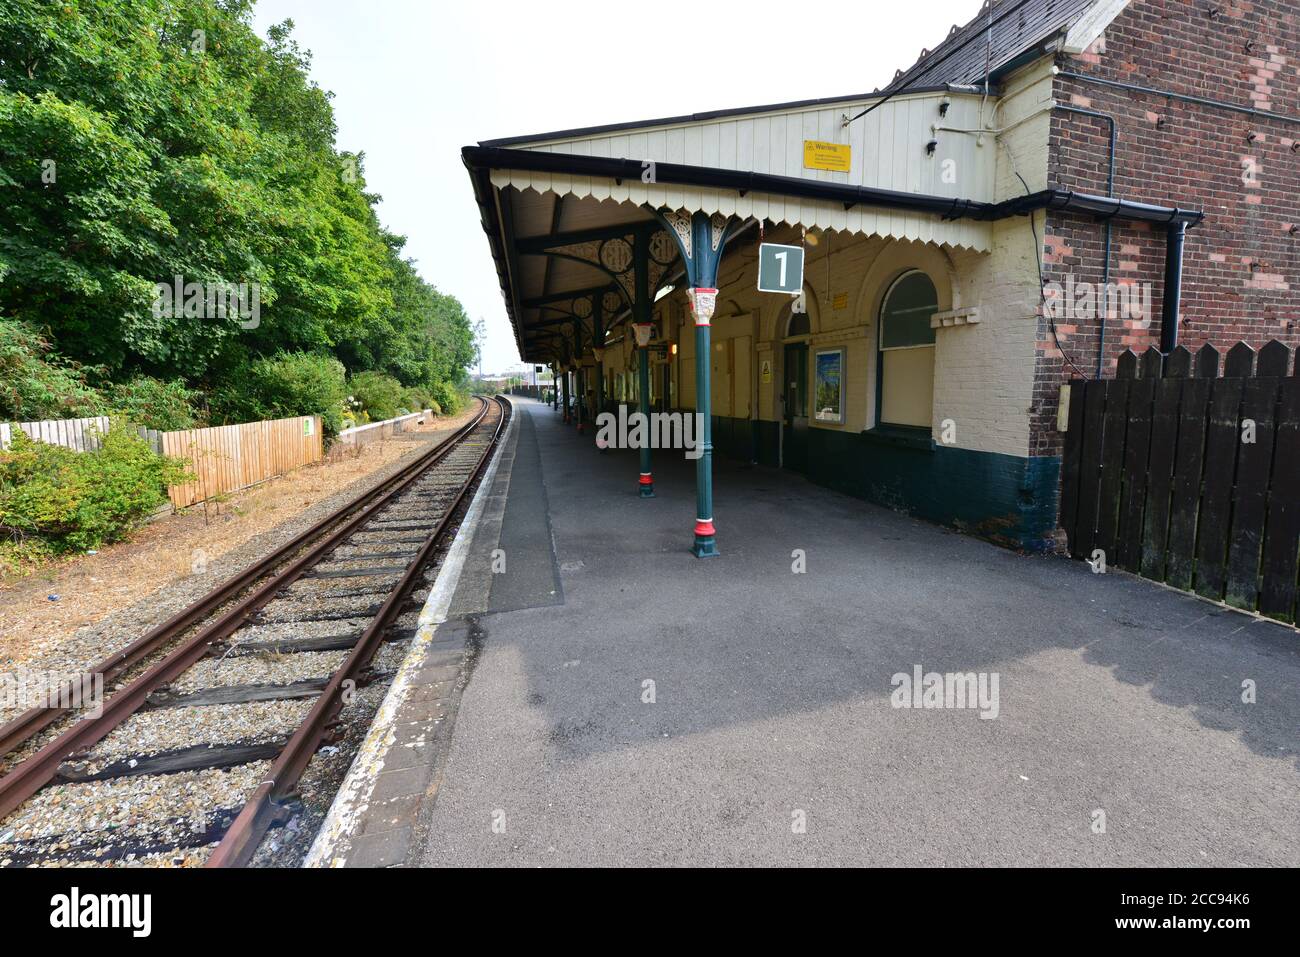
[
  {"left": 1056, "top": 104, "right": 1116, "bottom": 377},
  {"left": 1161, "top": 221, "right": 1187, "bottom": 354}
]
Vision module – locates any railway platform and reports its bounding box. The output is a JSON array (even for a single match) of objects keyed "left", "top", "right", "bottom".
[{"left": 324, "top": 397, "right": 1300, "bottom": 868}]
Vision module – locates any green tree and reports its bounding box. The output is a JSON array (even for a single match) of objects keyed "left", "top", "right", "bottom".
[{"left": 0, "top": 1, "right": 477, "bottom": 416}]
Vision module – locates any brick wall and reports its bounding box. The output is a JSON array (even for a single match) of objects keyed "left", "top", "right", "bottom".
[{"left": 1033, "top": 0, "right": 1300, "bottom": 456}]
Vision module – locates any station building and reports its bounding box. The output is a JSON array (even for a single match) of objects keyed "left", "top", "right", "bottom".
[{"left": 465, "top": 0, "right": 1297, "bottom": 556}]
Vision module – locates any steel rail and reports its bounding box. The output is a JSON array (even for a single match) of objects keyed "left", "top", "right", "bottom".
[
  {"left": 0, "top": 399, "right": 490, "bottom": 759},
  {"left": 206, "top": 395, "right": 510, "bottom": 867},
  {"left": 0, "top": 398, "right": 493, "bottom": 821}
]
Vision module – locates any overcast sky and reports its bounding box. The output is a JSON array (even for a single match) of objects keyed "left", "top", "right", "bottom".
[{"left": 251, "top": 0, "right": 980, "bottom": 375}]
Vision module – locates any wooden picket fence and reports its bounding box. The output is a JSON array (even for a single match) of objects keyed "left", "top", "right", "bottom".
[
  {"left": 0, "top": 416, "right": 114, "bottom": 452},
  {"left": 1060, "top": 340, "right": 1300, "bottom": 623},
  {"left": 160, "top": 415, "right": 323, "bottom": 508}
]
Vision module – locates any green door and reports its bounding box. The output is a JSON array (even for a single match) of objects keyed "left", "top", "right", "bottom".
[{"left": 782, "top": 343, "right": 809, "bottom": 473}]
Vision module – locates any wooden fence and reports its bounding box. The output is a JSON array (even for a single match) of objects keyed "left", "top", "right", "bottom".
[
  {"left": 1060, "top": 340, "right": 1300, "bottom": 623},
  {"left": 160, "top": 415, "right": 323, "bottom": 508},
  {"left": 508, "top": 385, "right": 548, "bottom": 400},
  {"left": 0, "top": 416, "right": 114, "bottom": 452}
]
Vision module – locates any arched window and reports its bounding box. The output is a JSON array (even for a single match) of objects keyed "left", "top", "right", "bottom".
[
  {"left": 878, "top": 270, "right": 938, "bottom": 430},
  {"left": 780, "top": 299, "right": 810, "bottom": 338}
]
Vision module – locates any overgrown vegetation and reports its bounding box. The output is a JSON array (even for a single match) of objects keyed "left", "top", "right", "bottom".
[
  {"left": 0, "top": 319, "right": 103, "bottom": 421},
  {"left": 0, "top": 424, "right": 191, "bottom": 554},
  {"left": 105, "top": 377, "right": 203, "bottom": 431},
  {"left": 347, "top": 371, "right": 406, "bottom": 423},
  {"left": 0, "top": 0, "right": 476, "bottom": 429},
  {"left": 210, "top": 351, "right": 348, "bottom": 437}
]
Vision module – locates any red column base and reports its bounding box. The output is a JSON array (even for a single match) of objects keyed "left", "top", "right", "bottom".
[{"left": 692, "top": 518, "right": 719, "bottom": 558}]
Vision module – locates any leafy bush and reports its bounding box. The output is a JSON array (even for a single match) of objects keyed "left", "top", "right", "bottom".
[
  {"left": 348, "top": 371, "right": 405, "bottom": 422},
  {"left": 105, "top": 377, "right": 203, "bottom": 431},
  {"left": 0, "top": 319, "right": 104, "bottom": 421},
  {"left": 211, "top": 352, "right": 347, "bottom": 437},
  {"left": 402, "top": 386, "right": 438, "bottom": 414},
  {"left": 0, "top": 536, "right": 56, "bottom": 577},
  {"left": 0, "top": 424, "right": 192, "bottom": 552},
  {"left": 429, "top": 380, "right": 461, "bottom": 416}
]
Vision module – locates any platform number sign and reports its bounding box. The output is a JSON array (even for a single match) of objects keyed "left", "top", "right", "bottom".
[{"left": 757, "top": 243, "right": 804, "bottom": 295}]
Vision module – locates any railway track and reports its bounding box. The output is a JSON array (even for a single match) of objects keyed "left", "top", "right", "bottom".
[{"left": 0, "top": 395, "right": 509, "bottom": 867}]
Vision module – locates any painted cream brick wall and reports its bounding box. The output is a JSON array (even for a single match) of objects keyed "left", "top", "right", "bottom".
[
  {"left": 932, "top": 217, "right": 1044, "bottom": 458},
  {"left": 929, "top": 59, "right": 1053, "bottom": 459},
  {"left": 992, "top": 59, "right": 1056, "bottom": 199},
  {"left": 660, "top": 226, "right": 1045, "bottom": 457},
  {"left": 651, "top": 59, "right": 1053, "bottom": 460}
]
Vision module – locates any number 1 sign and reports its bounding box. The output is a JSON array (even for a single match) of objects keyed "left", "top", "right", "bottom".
[{"left": 756, "top": 243, "right": 804, "bottom": 295}]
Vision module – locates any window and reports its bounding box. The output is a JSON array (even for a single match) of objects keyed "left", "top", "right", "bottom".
[
  {"left": 780, "top": 298, "right": 810, "bottom": 338},
  {"left": 877, "top": 270, "right": 938, "bottom": 430}
]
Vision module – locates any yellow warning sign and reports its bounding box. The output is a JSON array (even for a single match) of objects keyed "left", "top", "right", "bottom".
[{"left": 803, "top": 140, "right": 851, "bottom": 173}]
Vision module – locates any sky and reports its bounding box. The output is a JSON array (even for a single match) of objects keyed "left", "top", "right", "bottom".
[{"left": 251, "top": 0, "right": 980, "bottom": 375}]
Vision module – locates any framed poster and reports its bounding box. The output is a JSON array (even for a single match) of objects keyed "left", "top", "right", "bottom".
[{"left": 814, "top": 349, "right": 844, "bottom": 424}]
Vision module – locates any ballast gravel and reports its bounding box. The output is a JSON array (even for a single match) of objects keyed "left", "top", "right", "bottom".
[
  {"left": 83, "top": 700, "right": 314, "bottom": 763},
  {"left": 171, "top": 650, "right": 349, "bottom": 692},
  {"left": 0, "top": 762, "right": 270, "bottom": 853}
]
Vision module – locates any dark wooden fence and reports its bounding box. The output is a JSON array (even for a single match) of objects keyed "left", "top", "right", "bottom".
[
  {"left": 508, "top": 385, "right": 548, "bottom": 400},
  {"left": 1059, "top": 340, "right": 1300, "bottom": 624}
]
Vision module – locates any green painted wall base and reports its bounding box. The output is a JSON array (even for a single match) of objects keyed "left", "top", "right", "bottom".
[
  {"left": 711, "top": 416, "right": 779, "bottom": 467},
  {"left": 710, "top": 416, "right": 1061, "bottom": 552}
]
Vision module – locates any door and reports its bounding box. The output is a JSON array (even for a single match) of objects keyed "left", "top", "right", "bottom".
[{"left": 782, "top": 342, "right": 809, "bottom": 473}]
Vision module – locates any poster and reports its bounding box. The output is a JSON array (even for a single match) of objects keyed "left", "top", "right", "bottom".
[{"left": 814, "top": 349, "right": 844, "bottom": 423}]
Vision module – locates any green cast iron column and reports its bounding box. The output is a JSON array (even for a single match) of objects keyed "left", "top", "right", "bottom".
[
  {"left": 634, "top": 232, "right": 654, "bottom": 497},
  {"left": 650, "top": 209, "right": 738, "bottom": 557},
  {"left": 572, "top": 319, "right": 585, "bottom": 433},
  {"left": 576, "top": 367, "right": 585, "bottom": 432},
  {"left": 637, "top": 344, "right": 654, "bottom": 496},
  {"left": 592, "top": 295, "right": 607, "bottom": 450},
  {"left": 689, "top": 289, "right": 716, "bottom": 555}
]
